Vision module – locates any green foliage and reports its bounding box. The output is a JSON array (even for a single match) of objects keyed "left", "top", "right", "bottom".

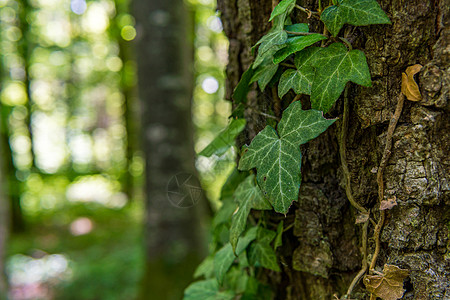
[
  {"left": 250, "top": 59, "right": 279, "bottom": 91},
  {"left": 269, "top": 0, "right": 296, "bottom": 22},
  {"left": 249, "top": 242, "right": 280, "bottom": 271},
  {"left": 284, "top": 23, "right": 309, "bottom": 33},
  {"left": 248, "top": 227, "right": 279, "bottom": 271},
  {"left": 233, "top": 66, "right": 255, "bottom": 104},
  {"left": 273, "top": 34, "right": 327, "bottom": 64},
  {"left": 308, "top": 43, "right": 372, "bottom": 112},
  {"left": 187, "top": 0, "right": 390, "bottom": 296},
  {"left": 199, "top": 119, "right": 247, "bottom": 157},
  {"left": 183, "top": 279, "right": 235, "bottom": 300},
  {"left": 274, "top": 221, "right": 284, "bottom": 249},
  {"left": 321, "top": 0, "right": 391, "bottom": 36},
  {"left": 238, "top": 101, "right": 335, "bottom": 214},
  {"left": 194, "top": 255, "right": 215, "bottom": 279},
  {"left": 254, "top": 29, "right": 288, "bottom": 68},
  {"left": 230, "top": 175, "right": 271, "bottom": 252},
  {"left": 214, "top": 227, "right": 257, "bottom": 284}
]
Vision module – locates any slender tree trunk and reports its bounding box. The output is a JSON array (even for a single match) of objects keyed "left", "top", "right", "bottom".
[
  {"left": 0, "top": 107, "right": 24, "bottom": 233},
  {"left": 0, "top": 104, "right": 10, "bottom": 300},
  {"left": 18, "top": 0, "right": 36, "bottom": 171},
  {"left": 217, "top": 0, "right": 449, "bottom": 299},
  {"left": 133, "top": 0, "right": 207, "bottom": 299},
  {"left": 113, "top": 0, "right": 139, "bottom": 201}
]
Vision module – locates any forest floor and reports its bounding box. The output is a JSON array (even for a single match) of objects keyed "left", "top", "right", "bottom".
[{"left": 6, "top": 202, "right": 144, "bottom": 300}]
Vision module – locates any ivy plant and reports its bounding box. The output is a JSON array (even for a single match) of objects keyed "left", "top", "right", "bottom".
[
  {"left": 185, "top": 0, "right": 390, "bottom": 299},
  {"left": 238, "top": 101, "right": 335, "bottom": 214}
]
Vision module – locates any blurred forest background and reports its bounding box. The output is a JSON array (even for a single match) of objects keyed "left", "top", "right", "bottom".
[{"left": 0, "top": 0, "right": 231, "bottom": 299}]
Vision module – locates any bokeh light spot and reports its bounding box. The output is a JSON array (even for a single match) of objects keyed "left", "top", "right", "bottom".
[
  {"left": 201, "top": 76, "right": 219, "bottom": 94},
  {"left": 1, "top": 81, "right": 28, "bottom": 106},
  {"left": 106, "top": 57, "right": 123, "bottom": 72},
  {"left": 206, "top": 16, "right": 223, "bottom": 33},
  {"left": 70, "top": 0, "right": 87, "bottom": 15},
  {"left": 82, "top": 3, "right": 109, "bottom": 34},
  {"left": 70, "top": 217, "right": 94, "bottom": 236},
  {"left": 121, "top": 25, "right": 136, "bottom": 41},
  {"left": 5, "top": 26, "right": 22, "bottom": 42}
]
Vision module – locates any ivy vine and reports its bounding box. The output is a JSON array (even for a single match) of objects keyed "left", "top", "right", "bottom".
[{"left": 184, "top": 1, "right": 397, "bottom": 299}]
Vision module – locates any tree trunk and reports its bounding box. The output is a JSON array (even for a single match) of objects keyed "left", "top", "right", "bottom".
[
  {"left": 0, "top": 106, "right": 24, "bottom": 233},
  {"left": 113, "top": 0, "right": 139, "bottom": 201},
  {"left": 133, "top": 0, "right": 207, "bottom": 299},
  {"left": 217, "top": 0, "right": 449, "bottom": 299},
  {"left": 0, "top": 105, "right": 10, "bottom": 299}
]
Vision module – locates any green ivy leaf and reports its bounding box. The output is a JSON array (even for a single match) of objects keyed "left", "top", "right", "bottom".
[
  {"left": 238, "top": 126, "right": 301, "bottom": 214},
  {"left": 294, "top": 46, "right": 322, "bottom": 69},
  {"left": 214, "top": 244, "right": 234, "bottom": 284},
  {"left": 256, "top": 227, "right": 277, "bottom": 244},
  {"left": 269, "top": 0, "right": 296, "bottom": 22},
  {"left": 233, "top": 66, "right": 255, "bottom": 104},
  {"left": 230, "top": 103, "right": 245, "bottom": 119},
  {"left": 273, "top": 34, "right": 327, "bottom": 64},
  {"left": 277, "top": 47, "right": 322, "bottom": 98},
  {"left": 284, "top": 23, "right": 309, "bottom": 34},
  {"left": 309, "top": 43, "right": 371, "bottom": 112},
  {"left": 224, "top": 267, "right": 249, "bottom": 294},
  {"left": 238, "top": 250, "right": 249, "bottom": 268},
  {"left": 253, "top": 28, "right": 288, "bottom": 69},
  {"left": 251, "top": 59, "right": 279, "bottom": 91},
  {"left": 212, "top": 197, "right": 237, "bottom": 228},
  {"left": 230, "top": 175, "right": 271, "bottom": 252},
  {"left": 199, "top": 119, "right": 246, "bottom": 157},
  {"left": 256, "top": 29, "right": 288, "bottom": 56},
  {"left": 214, "top": 227, "right": 257, "bottom": 284},
  {"left": 183, "top": 279, "right": 235, "bottom": 300},
  {"left": 274, "top": 221, "right": 284, "bottom": 249},
  {"left": 276, "top": 101, "right": 337, "bottom": 144},
  {"left": 278, "top": 67, "right": 314, "bottom": 98},
  {"left": 248, "top": 226, "right": 280, "bottom": 272},
  {"left": 230, "top": 204, "right": 251, "bottom": 253},
  {"left": 234, "top": 175, "right": 272, "bottom": 210},
  {"left": 321, "top": 0, "right": 391, "bottom": 36},
  {"left": 241, "top": 278, "right": 273, "bottom": 300},
  {"left": 238, "top": 101, "right": 335, "bottom": 214},
  {"left": 220, "top": 169, "right": 248, "bottom": 199},
  {"left": 194, "top": 255, "right": 215, "bottom": 279},
  {"left": 241, "top": 277, "right": 260, "bottom": 298},
  {"left": 248, "top": 242, "right": 280, "bottom": 271}
]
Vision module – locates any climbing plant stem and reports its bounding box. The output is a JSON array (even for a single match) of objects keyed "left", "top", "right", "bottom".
[
  {"left": 251, "top": 109, "right": 280, "bottom": 121},
  {"left": 370, "top": 92, "right": 405, "bottom": 272},
  {"left": 346, "top": 219, "right": 369, "bottom": 297},
  {"left": 339, "top": 85, "right": 368, "bottom": 213},
  {"left": 272, "top": 87, "right": 281, "bottom": 118},
  {"left": 339, "top": 37, "right": 353, "bottom": 51},
  {"left": 294, "top": 4, "right": 319, "bottom": 18},
  {"left": 280, "top": 62, "right": 296, "bottom": 68},
  {"left": 376, "top": 93, "right": 405, "bottom": 202},
  {"left": 285, "top": 30, "right": 326, "bottom": 37},
  {"left": 291, "top": 94, "right": 301, "bottom": 103}
]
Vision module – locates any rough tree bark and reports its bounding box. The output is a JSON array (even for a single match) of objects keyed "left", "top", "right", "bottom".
[
  {"left": 133, "top": 0, "right": 207, "bottom": 299},
  {"left": 217, "top": 0, "right": 449, "bottom": 299}
]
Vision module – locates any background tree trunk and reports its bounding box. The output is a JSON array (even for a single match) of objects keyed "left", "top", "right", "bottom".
[
  {"left": 217, "top": 0, "right": 449, "bottom": 299},
  {"left": 133, "top": 0, "right": 208, "bottom": 299},
  {"left": 0, "top": 107, "right": 10, "bottom": 299}
]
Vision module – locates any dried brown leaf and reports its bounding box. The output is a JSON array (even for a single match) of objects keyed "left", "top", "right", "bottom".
[
  {"left": 380, "top": 196, "right": 397, "bottom": 211},
  {"left": 364, "top": 264, "right": 409, "bottom": 300},
  {"left": 355, "top": 212, "right": 370, "bottom": 224},
  {"left": 401, "top": 64, "right": 422, "bottom": 101}
]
